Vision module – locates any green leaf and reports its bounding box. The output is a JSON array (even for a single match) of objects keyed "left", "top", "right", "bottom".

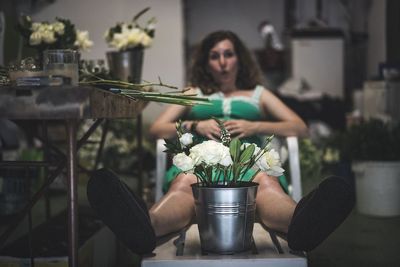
[
  {"left": 239, "top": 144, "right": 255, "bottom": 163},
  {"left": 133, "top": 7, "right": 151, "bottom": 22},
  {"left": 230, "top": 138, "right": 241, "bottom": 162}
]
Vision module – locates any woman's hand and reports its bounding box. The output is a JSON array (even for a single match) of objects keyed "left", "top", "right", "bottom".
[
  {"left": 224, "top": 120, "right": 259, "bottom": 139},
  {"left": 195, "top": 119, "right": 222, "bottom": 140}
]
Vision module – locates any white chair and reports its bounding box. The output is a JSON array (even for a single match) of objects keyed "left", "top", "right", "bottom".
[
  {"left": 143, "top": 136, "right": 307, "bottom": 267},
  {"left": 154, "top": 136, "right": 302, "bottom": 202}
]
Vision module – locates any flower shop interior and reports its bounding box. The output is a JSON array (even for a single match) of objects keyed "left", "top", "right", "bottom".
[{"left": 0, "top": 0, "right": 400, "bottom": 266}]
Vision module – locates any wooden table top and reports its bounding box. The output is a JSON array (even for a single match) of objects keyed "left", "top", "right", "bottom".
[{"left": 0, "top": 86, "right": 147, "bottom": 120}]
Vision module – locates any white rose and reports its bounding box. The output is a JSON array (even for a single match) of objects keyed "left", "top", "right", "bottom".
[
  {"left": 52, "top": 22, "right": 65, "bottom": 35},
  {"left": 125, "top": 28, "right": 142, "bottom": 48},
  {"left": 188, "top": 145, "right": 202, "bottom": 166},
  {"left": 41, "top": 30, "right": 56, "bottom": 44},
  {"left": 189, "top": 140, "right": 231, "bottom": 166},
  {"left": 194, "top": 141, "right": 220, "bottom": 165},
  {"left": 74, "top": 30, "right": 93, "bottom": 51},
  {"left": 38, "top": 24, "right": 50, "bottom": 32},
  {"left": 29, "top": 31, "right": 42, "bottom": 45},
  {"left": 140, "top": 32, "right": 152, "bottom": 47},
  {"left": 173, "top": 152, "right": 194, "bottom": 172},
  {"left": 266, "top": 165, "right": 285, "bottom": 177},
  {"left": 110, "top": 33, "right": 127, "bottom": 50},
  {"left": 179, "top": 133, "right": 193, "bottom": 147},
  {"left": 220, "top": 153, "right": 233, "bottom": 167},
  {"left": 256, "top": 149, "right": 284, "bottom": 176},
  {"left": 31, "top": 22, "right": 42, "bottom": 31}
]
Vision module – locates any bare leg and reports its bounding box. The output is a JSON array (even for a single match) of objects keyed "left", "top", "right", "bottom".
[
  {"left": 253, "top": 172, "right": 296, "bottom": 233},
  {"left": 149, "top": 173, "right": 197, "bottom": 237}
]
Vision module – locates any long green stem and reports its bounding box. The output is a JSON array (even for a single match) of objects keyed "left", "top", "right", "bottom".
[{"left": 79, "top": 74, "right": 210, "bottom": 106}]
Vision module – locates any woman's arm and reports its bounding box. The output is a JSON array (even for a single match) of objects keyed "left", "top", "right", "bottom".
[
  {"left": 149, "top": 88, "right": 199, "bottom": 139},
  {"left": 224, "top": 89, "right": 308, "bottom": 138},
  {"left": 148, "top": 104, "right": 190, "bottom": 139}
]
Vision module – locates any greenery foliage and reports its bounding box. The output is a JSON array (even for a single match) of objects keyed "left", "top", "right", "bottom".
[{"left": 334, "top": 120, "right": 400, "bottom": 161}]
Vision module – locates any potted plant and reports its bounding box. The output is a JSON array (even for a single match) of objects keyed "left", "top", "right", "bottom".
[
  {"left": 104, "top": 7, "right": 156, "bottom": 83},
  {"left": 339, "top": 119, "right": 400, "bottom": 217},
  {"left": 163, "top": 119, "right": 284, "bottom": 254},
  {"left": 17, "top": 15, "right": 93, "bottom": 66},
  {"left": 13, "top": 15, "right": 93, "bottom": 85}
]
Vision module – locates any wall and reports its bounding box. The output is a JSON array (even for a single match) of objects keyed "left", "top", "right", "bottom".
[
  {"left": 367, "top": 0, "right": 386, "bottom": 78},
  {"left": 185, "top": 0, "right": 371, "bottom": 50},
  {"left": 32, "top": 0, "right": 184, "bottom": 124},
  {"left": 185, "top": 0, "right": 285, "bottom": 50}
]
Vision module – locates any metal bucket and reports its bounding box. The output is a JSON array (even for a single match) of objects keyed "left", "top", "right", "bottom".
[
  {"left": 106, "top": 48, "right": 143, "bottom": 83},
  {"left": 191, "top": 182, "right": 258, "bottom": 254}
]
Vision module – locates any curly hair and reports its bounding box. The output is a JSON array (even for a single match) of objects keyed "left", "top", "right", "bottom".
[{"left": 189, "top": 30, "right": 263, "bottom": 95}]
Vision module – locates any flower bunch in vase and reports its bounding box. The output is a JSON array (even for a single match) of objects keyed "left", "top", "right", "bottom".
[
  {"left": 18, "top": 15, "right": 93, "bottom": 52},
  {"left": 104, "top": 7, "right": 156, "bottom": 51},
  {"left": 164, "top": 119, "right": 285, "bottom": 187}
]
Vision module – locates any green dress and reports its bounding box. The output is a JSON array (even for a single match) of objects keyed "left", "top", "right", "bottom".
[{"left": 164, "top": 85, "right": 288, "bottom": 192}]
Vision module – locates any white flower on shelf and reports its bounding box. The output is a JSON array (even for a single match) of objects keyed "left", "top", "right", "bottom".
[
  {"left": 74, "top": 30, "right": 94, "bottom": 51},
  {"left": 105, "top": 7, "right": 156, "bottom": 52},
  {"left": 19, "top": 15, "right": 93, "bottom": 51}
]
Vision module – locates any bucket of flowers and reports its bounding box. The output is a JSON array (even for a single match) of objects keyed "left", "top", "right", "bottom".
[
  {"left": 14, "top": 15, "right": 93, "bottom": 83},
  {"left": 163, "top": 119, "right": 284, "bottom": 254},
  {"left": 17, "top": 15, "right": 93, "bottom": 64},
  {"left": 104, "top": 7, "right": 156, "bottom": 82},
  {"left": 18, "top": 15, "right": 93, "bottom": 53}
]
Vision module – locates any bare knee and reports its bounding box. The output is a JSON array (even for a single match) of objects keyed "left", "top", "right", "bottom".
[
  {"left": 168, "top": 173, "right": 197, "bottom": 194},
  {"left": 253, "top": 172, "right": 282, "bottom": 192}
]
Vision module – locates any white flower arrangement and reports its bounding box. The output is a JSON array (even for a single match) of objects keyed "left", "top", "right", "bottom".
[
  {"left": 18, "top": 16, "right": 93, "bottom": 52},
  {"left": 74, "top": 30, "right": 93, "bottom": 51},
  {"left": 104, "top": 7, "right": 156, "bottom": 51},
  {"left": 165, "top": 119, "right": 284, "bottom": 186}
]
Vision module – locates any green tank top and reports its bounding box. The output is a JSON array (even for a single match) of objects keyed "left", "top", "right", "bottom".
[{"left": 185, "top": 85, "right": 265, "bottom": 145}]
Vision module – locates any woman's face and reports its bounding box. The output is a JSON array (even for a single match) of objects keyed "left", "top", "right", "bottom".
[{"left": 207, "top": 39, "right": 238, "bottom": 88}]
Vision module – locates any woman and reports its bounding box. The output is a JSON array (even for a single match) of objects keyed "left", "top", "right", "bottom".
[{"left": 87, "top": 31, "right": 354, "bottom": 255}]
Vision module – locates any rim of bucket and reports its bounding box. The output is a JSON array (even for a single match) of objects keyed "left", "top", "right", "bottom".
[{"left": 191, "top": 181, "right": 259, "bottom": 189}]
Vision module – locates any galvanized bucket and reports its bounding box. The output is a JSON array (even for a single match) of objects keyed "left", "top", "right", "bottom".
[
  {"left": 106, "top": 48, "right": 143, "bottom": 83},
  {"left": 191, "top": 182, "right": 258, "bottom": 254}
]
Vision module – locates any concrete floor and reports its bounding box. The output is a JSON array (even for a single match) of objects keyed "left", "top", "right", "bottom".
[
  {"left": 300, "top": 174, "right": 400, "bottom": 267},
  {"left": 307, "top": 210, "right": 400, "bottom": 267},
  {"left": 1, "top": 175, "right": 399, "bottom": 267}
]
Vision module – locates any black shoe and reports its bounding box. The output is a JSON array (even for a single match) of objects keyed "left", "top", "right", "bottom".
[
  {"left": 287, "top": 176, "right": 355, "bottom": 252},
  {"left": 87, "top": 168, "right": 156, "bottom": 254}
]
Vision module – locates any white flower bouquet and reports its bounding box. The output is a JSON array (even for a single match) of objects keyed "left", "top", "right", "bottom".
[
  {"left": 104, "top": 7, "right": 156, "bottom": 51},
  {"left": 18, "top": 15, "right": 93, "bottom": 52},
  {"left": 164, "top": 119, "right": 285, "bottom": 186}
]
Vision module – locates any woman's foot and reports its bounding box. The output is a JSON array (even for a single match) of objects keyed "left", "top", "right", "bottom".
[
  {"left": 287, "top": 176, "right": 355, "bottom": 251},
  {"left": 87, "top": 168, "right": 156, "bottom": 254}
]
